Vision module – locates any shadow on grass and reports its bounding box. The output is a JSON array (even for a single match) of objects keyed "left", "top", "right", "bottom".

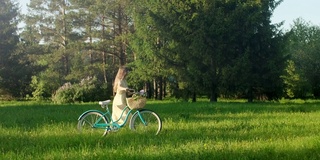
[
  {"left": 1, "top": 127, "right": 320, "bottom": 160},
  {"left": 1, "top": 101, "right": 320, "bottom": 130},
  {"left": 1, "top": 101, "right": 320, "bottom": 159},
  {"left": 0, "top": 103, "right": 100, "bottom": 130}
]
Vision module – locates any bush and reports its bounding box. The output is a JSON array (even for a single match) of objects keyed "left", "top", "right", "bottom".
[
  {"left": 73, "top": 76, "right": 97, "bottom": 102},
  {"left": 0, "top": 89, "right": 14, "bottom": 101},
  {"left": 30, "top": 76, "right": 52, "bottom": 101},
  {"left": 52, "top": 82, "right": 75, "bottom": 104},
  {"left": 52, "top": 76, "right": 105, "bottom": 104}
]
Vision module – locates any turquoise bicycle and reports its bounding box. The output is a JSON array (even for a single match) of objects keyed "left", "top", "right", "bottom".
[{"left": 77, "top": 97, "right": 162, "bottom": 136}]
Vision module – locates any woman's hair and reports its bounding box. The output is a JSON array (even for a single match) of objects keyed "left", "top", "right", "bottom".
[{"left": 113, "top": 66, "right": 128, "bottom": 93}]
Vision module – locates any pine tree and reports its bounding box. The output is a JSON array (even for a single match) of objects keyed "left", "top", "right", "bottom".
[{"left": 0, "top": 0, "right": 20, "bottom": 98}]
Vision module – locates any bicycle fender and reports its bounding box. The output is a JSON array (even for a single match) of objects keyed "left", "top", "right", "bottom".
[{"left": 78, "top": 110, "right": 105, "bottom": 120}]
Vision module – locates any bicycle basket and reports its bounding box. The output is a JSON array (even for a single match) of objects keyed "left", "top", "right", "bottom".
[{"left": 126, "top": 97, "right": 146, "bottom": 109}]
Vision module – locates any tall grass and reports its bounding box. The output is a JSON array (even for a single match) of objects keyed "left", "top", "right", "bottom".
[{"left": 1, "top": 100, "right": 320, "bottom": 159}]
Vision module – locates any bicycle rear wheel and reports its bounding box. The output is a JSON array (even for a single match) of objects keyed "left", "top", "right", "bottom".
[
  {"left": 77, "top": 111, "right": 109, "bottom": 136},
  {"left": 129, "top": 109, "right": 162, "bottom": 135}
]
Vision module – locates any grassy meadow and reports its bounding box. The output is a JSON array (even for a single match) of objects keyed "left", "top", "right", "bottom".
[{"left": 1, "top": 100, "right": 320, "bottom": 159}]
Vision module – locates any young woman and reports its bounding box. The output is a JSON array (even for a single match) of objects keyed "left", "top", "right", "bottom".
[{"left": 112, "top": 66, "right": 130, "bottom": 124}]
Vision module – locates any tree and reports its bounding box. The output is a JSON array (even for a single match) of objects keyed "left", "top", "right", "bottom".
[
  {"left": 69, "top": 0, "right": 135, "bottom": 96},
  {"left": 21, "top": 0, "right": 136, "bottom": 100},
  {"left": 1, "top": 0, "right": 288, "bottom": 101},
  {"left": 22, "top": 0, "right": 76, "bottom": 98},
  {"left": 281, "top": 60, "right": 308, "bottom": 98},
  {"left": 131, "top": 0, "right": 286, "bottom": 102},
  {"left": 229, "top": 0, "right": 286, "bottom": 102},
  {"left": 287, "top": 18, "right": 320, "bottom": 98},
  {"left": 130, "top": 0, "right": 220, "bottom": 101},
  {"left": 0, "top": 0, "right": 22, "bottom": 98},
  {"left": 129, "top": 0, "right": 176, "bottom": 100}
]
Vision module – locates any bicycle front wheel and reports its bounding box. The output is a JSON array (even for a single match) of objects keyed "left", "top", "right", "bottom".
[
  {"left": 77, "top": 111, "right": 109, "bottom": 136},
  {"left": 129, "top": 109, "right": 162, "bottom": 135}
]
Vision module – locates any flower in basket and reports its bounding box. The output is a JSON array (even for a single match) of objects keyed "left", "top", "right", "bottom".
[
  {"left": 132, "top": 90, "right": 147, "bottom": 100},
  {"left": 126, "top": 90, "right": 147, "bottom": 109}
]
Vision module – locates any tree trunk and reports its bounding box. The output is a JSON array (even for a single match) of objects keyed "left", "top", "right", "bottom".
[
  {"left": 145, "top": 81, "right": 152, "bottom": 99},
  {"left": 157, "top": 77, "right": 163, "bottom": 100},
  {"left": 247, "top": 87, "right": 254, "bottom": 102},
  {"left": 192, "top": 91, "right": 196, "bottom": 102},
  {"left": 163, "top": 78, "right": 166, "bottom": 98},
  {"left": 102, "top": 51, "right": 107, "bottom": 83},
  {"left": 153, "top": 79, "right": 157, "bottom": 99},
  {"left": 210, "top": 91, "right": 217, "bottom": 102},
  {"left": 210, "top": 80, "right": 218, "bottom": 102}
]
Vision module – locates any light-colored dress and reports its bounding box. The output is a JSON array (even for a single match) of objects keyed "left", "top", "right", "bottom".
[{"left": 112, "top": 79, "right": 129, "bottom": 124}]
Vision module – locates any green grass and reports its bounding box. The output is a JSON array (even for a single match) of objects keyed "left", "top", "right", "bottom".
[{"left": 1, "top": 100, "right": 320, "bottom": 159}]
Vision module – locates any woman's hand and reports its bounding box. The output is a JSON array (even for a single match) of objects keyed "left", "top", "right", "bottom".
[{"left": 126, "top": 89, "right": 135, "bottom": 97}]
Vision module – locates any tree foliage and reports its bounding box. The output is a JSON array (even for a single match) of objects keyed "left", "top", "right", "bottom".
[
  {"left": 2, "top": 0, "right": 320, "bottom": 102},
  {"left": 130, "top": 0, "right": 286, "bottom": 102},
  {"left": 286, "top": 18, "right": 320, "bottom": 98},
  {"left": 20, "top": 0, "right": 135, "bottom": 100},
  {"left": 0, "top": 0, "right": 24, "bottom": 98}
]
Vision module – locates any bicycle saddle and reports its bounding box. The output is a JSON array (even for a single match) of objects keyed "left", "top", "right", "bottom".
[{"left": 99, "top": 100, "right": 111, "bottom": 106}]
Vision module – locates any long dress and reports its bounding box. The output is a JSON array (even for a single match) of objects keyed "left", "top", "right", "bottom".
[{"left": 112, "top": 79, "right": 129, "bottom": 124}]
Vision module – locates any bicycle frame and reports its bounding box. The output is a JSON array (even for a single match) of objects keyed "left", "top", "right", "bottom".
[
  {"left": 105, "top": 106, "right": 133, "bottom": 129},
  {"left": 78, "top": 105, "right": 143, "bottom": 130}
]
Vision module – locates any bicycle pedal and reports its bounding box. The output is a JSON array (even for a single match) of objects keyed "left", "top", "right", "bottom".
[
  {"left": 103, "top": 130, "right": 109, "bottom": 136},
  {"left": 111, "top": 128, "right": 119, "bottom": 132}
]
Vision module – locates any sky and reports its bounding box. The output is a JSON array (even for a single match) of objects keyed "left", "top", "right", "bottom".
[
  {"left": 17, "top": 0, "right": 320, "bottom": 30},
  {"left": 271, "top": 0, "right": 320, "bottom": 30}
]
